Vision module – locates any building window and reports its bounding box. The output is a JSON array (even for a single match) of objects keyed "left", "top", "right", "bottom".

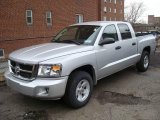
[
  {"left": 109, "top": 8, "right": 112, "bottom": 12},
  {"left": 76, "top": 14, "right": 83, "bottom": 23},
  {"left": 26, "top": 10, "right": 33, "bottom": 25},
  {"left": 104, "top": 0, "right": 107, "bottom": 2},
  {"left": 104, "top": 7, "right": 107, "bottom": 12},
  {"left": 0, "top": 49, "right": 4, "bottom": 58},
  {"left": 46, "top": 11, "right": 52, "bottom": 25},
  {"left": 114, "top": 9, "right": 116, "bottom": 13},
  {"left": 109, "top": 0, "right": 112, "bottom": 3},
  {"left": 104, "top": 16, "right": 107, "bottom": 21},
  {"left": 114, "top": 0, "right": 116, "bottom": 4}
]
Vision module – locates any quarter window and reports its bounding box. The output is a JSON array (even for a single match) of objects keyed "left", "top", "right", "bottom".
[
  {"left": 118, "top": 24, "right": 132, "bottom": 40},
  {"left": 102, "top": 24, "right": 118, "bottom": 41},
  {"left": 26, "top": 10, "right": 33, "bottom": 25}
]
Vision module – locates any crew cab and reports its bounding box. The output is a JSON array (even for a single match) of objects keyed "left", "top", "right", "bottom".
[{"left": 5, "top": 21, "right": 156, "bottom": 108}]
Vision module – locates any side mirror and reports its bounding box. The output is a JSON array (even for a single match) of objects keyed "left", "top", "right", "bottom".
[{"left": 99, "top": 38, "right": 115, "bottom": 46}]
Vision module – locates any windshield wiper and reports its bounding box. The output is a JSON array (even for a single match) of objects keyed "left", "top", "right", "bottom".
[{"left": 54, "top": 40, "right": 81, "bottom": 45}]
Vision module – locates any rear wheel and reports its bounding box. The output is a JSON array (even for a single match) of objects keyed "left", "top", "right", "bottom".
[
  {"left": 136, "top": 51, "right": 150, "bottom": 72},
  {"left": 64, "top": 71, "right": 93, "bottom": 108}
]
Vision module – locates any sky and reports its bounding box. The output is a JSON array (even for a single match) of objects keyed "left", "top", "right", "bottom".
[{"left": 125, "top": 0, "right": 160, "bottom": 23}]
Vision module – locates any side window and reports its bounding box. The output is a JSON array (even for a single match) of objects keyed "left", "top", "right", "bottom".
[
  {"left": 118, "top": 24, "right": 132, "bottom": 40},
  {"left": 102, "top": 24, "right": 118, "bottom": 41}
]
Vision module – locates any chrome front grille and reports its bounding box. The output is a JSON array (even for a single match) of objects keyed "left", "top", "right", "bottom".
[{"left": 9, "top": 60, "right": 38, "bottom": 81}]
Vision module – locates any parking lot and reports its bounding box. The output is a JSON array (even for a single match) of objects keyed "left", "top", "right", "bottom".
[{"left": 0, "top": 50, "right": 160, "bottom": 120}]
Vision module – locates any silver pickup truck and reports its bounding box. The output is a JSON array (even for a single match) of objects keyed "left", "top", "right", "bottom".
[{"left": 5, "top": 21, "right": 156, "bottom": 108}]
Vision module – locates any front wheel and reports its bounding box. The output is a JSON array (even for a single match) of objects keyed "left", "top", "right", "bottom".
[
  {"left": 64, "top": 71, "right": 93, "bottom": 108},
  {"left": 136, "top": 51, "right": 150, "bottom": 72}
]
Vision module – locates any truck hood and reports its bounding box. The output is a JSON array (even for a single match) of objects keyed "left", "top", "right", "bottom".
[{"left": 9, "top": 43, "right": 94, "bottom": 64}]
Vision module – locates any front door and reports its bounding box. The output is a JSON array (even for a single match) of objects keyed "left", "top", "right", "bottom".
[{"left": 96, "top": 24, "right": 123, "bottom": 80}]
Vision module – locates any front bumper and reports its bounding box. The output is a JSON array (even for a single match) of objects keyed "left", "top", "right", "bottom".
[{"left": 4, "top": 71, "right": 68, "bottom": 99}]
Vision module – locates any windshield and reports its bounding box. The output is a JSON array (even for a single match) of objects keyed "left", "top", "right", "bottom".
[{"left": 52, "top": 25, "right": 101, "bottom": 45}]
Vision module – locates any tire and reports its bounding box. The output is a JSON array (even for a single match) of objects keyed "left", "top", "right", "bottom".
[
  {"left": 136, "top": 51, "right": 150, "bottom": 72},
  {"left": 64, "top": 71, "right": 93, "bottom": 108}
]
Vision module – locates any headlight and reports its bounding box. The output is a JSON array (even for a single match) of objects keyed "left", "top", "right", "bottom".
[{"left": 38, "top": 64, "right": 62, "bottom": 77}]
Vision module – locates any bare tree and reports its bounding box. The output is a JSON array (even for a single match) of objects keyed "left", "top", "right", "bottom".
[{"left": 125, "top": 2, "right": 146, "bottom": 24}]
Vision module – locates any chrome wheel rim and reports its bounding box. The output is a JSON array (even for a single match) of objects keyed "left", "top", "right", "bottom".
[
  {"left": 144, "top": 55, "right": 149, "bottom": 68},
  {"left": 76, "top": 79, "right": 90, "bottom": 102}
]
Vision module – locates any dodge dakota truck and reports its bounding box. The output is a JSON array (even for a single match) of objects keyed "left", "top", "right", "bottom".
[{"left": 5, "top": 21, "right": 156, "bottom": 108}]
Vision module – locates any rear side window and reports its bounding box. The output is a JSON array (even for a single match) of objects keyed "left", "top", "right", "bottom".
[
  {"left": 103, "top": 24, "right": 118, "bottom": 41},
  {"left": 118, "top": 24, "right": 132, "bottom": 40}
]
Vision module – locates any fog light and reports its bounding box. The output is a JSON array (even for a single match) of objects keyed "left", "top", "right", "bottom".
[{"left": 37, "top": 88, "right": 49, "bottom": 96}]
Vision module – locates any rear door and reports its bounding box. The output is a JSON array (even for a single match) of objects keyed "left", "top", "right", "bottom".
[{"left": 117, "top": 23, "right": 139, "bottom": 67}]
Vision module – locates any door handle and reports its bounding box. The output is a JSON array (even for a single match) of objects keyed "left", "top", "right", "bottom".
[
  {"left": 132, "top": 42, "right": 136, "bottom": 46},
  {"left": 115, "top": 46, "right": 121, "bottom": 50}
]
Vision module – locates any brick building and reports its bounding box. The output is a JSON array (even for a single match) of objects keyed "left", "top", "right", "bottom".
[
  {"left": 148, "top": 15, "right": 160, "bottom": 25},
  {"left": 133, "top": 24, "right": 155, "bottom": 32},
  {"left": 0, "top": 0, "right": 124, "bottom": 58},
  {"left": 100, "top": 0, "right": 124, "bottom": 21}
]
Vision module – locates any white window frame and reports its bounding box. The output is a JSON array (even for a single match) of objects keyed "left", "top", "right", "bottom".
[
  {"left": 26, "top": 10, "right": 33, "bottom": 25},
  {"left": 76, "top": 14, "right": 83, "bottom": 23},
  {"left": 109, "top": 8, "right": 112, "bottom": 12},
  {"left": 46, "top": 11, "right": 52, "bottom": 25},
  {"left": 104, "top": 7, "right": 107, "bottom": 12},
  {"left": 114, "top": 0, "right": 116, "bottom": 4}
]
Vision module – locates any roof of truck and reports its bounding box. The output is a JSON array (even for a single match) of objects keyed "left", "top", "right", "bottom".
[{"left": 72, "top": 21, "right": 129, "bottom": 26}]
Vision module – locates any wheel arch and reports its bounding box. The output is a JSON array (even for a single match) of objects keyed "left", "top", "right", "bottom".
[
  {"left": 143, "top": 46, "right": 151, "bottom": 54},
  {"left": 68, "top": 64, "right": 97, "bottom": 86}
]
